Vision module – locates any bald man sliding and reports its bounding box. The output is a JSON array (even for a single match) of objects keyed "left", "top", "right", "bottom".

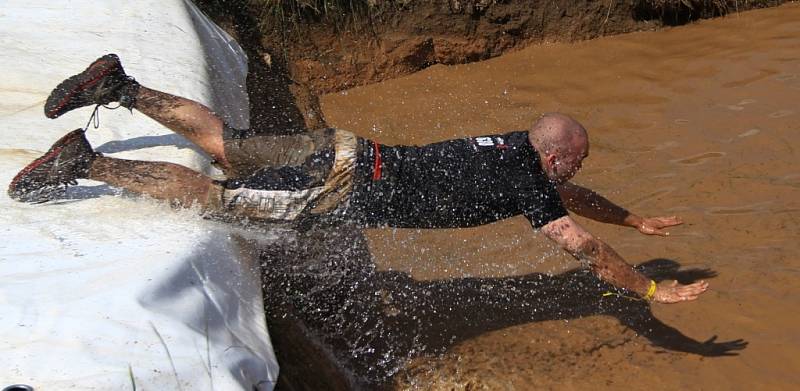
[{"left": 10, "top": 54, "right": 706, "bottom": 304}]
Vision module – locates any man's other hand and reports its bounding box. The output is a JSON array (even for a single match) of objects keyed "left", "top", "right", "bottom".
[
  {"left": 635, "top": 215, "right": 683, "bottom": 236},
  {"left": 654, "top": 280, "right": 708, "bottom": 303}
]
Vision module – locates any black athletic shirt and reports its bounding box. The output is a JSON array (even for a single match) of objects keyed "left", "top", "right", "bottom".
[{"left": 350, "top": 131, "right": 568, "bottom": 229}]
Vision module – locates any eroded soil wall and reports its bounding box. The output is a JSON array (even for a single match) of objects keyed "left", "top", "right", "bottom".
[{"left": 198, "top": 0, "right": 786, "bottom": 132}]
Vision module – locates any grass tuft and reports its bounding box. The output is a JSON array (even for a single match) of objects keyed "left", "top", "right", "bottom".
[
  {"left": 128, "top": 364, "right": 137, "bottom": 391},
  {"left": 248, "top": 0, "right": 384, "bottom": 33},
  {"left": 638, "top": 0, "right": 730, "bottom": 17}
]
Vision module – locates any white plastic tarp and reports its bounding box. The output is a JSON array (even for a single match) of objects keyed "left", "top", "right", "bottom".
[{"left": 0, "top": 1, "right": 279, "bottom": 389}]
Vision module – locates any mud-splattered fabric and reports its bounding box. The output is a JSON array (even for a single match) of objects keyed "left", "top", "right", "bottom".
[
  {"left": 350, "top": 131, "right": 567, "bottom": 228},
  {"left": 211, "top": 127, "right": 357, "bottom": 222}
]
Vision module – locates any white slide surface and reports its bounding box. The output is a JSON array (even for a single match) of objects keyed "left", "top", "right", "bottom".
[{"left": 0, "top": 1, "right": 279, "bottom": 389}]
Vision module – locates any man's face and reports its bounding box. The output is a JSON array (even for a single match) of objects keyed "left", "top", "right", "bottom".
[{"left": 544, "top": 137, "right": 589, "bottom": 184}]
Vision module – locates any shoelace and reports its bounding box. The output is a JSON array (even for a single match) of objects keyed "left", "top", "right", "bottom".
[
  {"left": 84, "top": 102, "right": 127, "bottom": 131},
  {"left": 84, "top": 104, "right": 101, "bottom": 130},
  {"left": 83, "top": 75, "right": 137, "bottom": 131}
]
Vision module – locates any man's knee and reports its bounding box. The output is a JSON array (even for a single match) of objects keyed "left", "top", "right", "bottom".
[{"left": 221, "top": 126, "right": 333, "bottom": 179}]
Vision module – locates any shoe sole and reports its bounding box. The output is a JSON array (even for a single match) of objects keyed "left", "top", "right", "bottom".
[
  {"left": 45, "top": 55, "right": 120, "bottom": 119},
  {"left": 8, "top": 129, "right": 87, "bottom": 199}
]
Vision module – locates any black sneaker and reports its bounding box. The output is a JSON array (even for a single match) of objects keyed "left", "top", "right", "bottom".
[
  {"left": 44, "top": 54, "right": 140, "bottom": 119},
  {"left": 8, "top": 129, "right": 99, "bottom": 202}
]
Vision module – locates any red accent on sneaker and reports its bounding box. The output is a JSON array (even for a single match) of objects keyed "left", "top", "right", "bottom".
[
  {"left": 8, "top": 131, "right": 84, "bottom": 192},
  {"left": 45, "top": 60, "right": 117, "bottom": 118}
]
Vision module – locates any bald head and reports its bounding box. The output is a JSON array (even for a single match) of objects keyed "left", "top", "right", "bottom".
[
  {"left": 529, "top": 113, "right": 589, "bottom": 183},
  {"left": 529, "top": 113, "right": 588, "bottom": 154}
]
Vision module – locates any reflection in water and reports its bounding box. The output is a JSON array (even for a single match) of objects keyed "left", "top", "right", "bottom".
[
  {"left": 768, "top": 109, "right": 795, "bottom": 118},
  {"left": 706, "top": 202, "right": 772, "bottom": 215},
  {"left": 260, "top": 225, "right": 745, "bottom": 388},
  {"left": 737, "top": 128, "right": 761, "bottom": 138},
  {"left": 670, "top": 152, "right": 726, "bottom": 165}
]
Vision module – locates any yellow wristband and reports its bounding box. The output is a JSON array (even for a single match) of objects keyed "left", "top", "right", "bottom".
[{"left": 643, "top": 280, "right": 657, "bottom": 301}]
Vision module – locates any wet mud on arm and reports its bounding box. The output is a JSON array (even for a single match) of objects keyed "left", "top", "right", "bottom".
[{"left": 541, "top": 215, "right": 653, "bottom": 296}]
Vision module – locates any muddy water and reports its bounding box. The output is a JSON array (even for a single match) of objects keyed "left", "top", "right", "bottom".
[{"left": 317, "top": 4, "right": 800, "bottom": 390}]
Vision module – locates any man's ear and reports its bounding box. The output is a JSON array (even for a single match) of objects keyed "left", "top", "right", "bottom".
[{"left": 545, "top": 153, "right": 558, "bottom": 168}]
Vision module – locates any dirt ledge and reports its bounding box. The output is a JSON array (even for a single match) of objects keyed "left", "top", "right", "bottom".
[
  {"left": 258, "top": 0, "right": 786, "bottom": 96},
  {"left": 197, "top": 0, "right": 785, "bottom": 131}
]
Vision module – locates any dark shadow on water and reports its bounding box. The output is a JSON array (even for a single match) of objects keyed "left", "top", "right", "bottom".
[{"left": 258, "top": 225, "right": 747, "bottom": 390}]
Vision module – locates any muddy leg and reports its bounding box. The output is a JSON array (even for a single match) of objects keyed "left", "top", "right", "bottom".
[
  {"left": 89, "top": 155, "right": 221, "bottom": 211},
  {"left": 132, "top": 86, "right": 232, "bottom": 172}
]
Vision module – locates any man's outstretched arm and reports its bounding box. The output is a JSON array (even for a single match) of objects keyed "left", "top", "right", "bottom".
[
  {"left": 540, "top": 215, "right": 707, "bottom": 303},
  {"left": 557, "top": 181, "right": 682, "bottom": 236}
]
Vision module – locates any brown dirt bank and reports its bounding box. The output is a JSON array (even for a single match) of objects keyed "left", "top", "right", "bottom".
[
  {"left": 200, "top": 0, "right": 786, "bottom": 104},
  {"left": 194, "top": 0, "right": 788, "bottom": 133}
]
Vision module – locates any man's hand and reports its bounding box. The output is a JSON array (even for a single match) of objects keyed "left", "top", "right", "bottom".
[
  {"left": 630, "top": 215, "right": 683, "bottom": 236},
  {"left": 653, "top": 280, "right": 708, "bottom": 303},
  {"left": 557, "top": 183, "right": 683, "bottom": 236}
]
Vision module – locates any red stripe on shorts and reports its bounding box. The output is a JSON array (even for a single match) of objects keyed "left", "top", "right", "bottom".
[{"left": 372, "top": 141, "right": 382, "bottom": 181}]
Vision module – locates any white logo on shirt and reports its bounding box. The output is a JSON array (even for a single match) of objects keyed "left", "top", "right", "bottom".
[{"left": 475, "top": 137, "right": 494, "bottom": 146}]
